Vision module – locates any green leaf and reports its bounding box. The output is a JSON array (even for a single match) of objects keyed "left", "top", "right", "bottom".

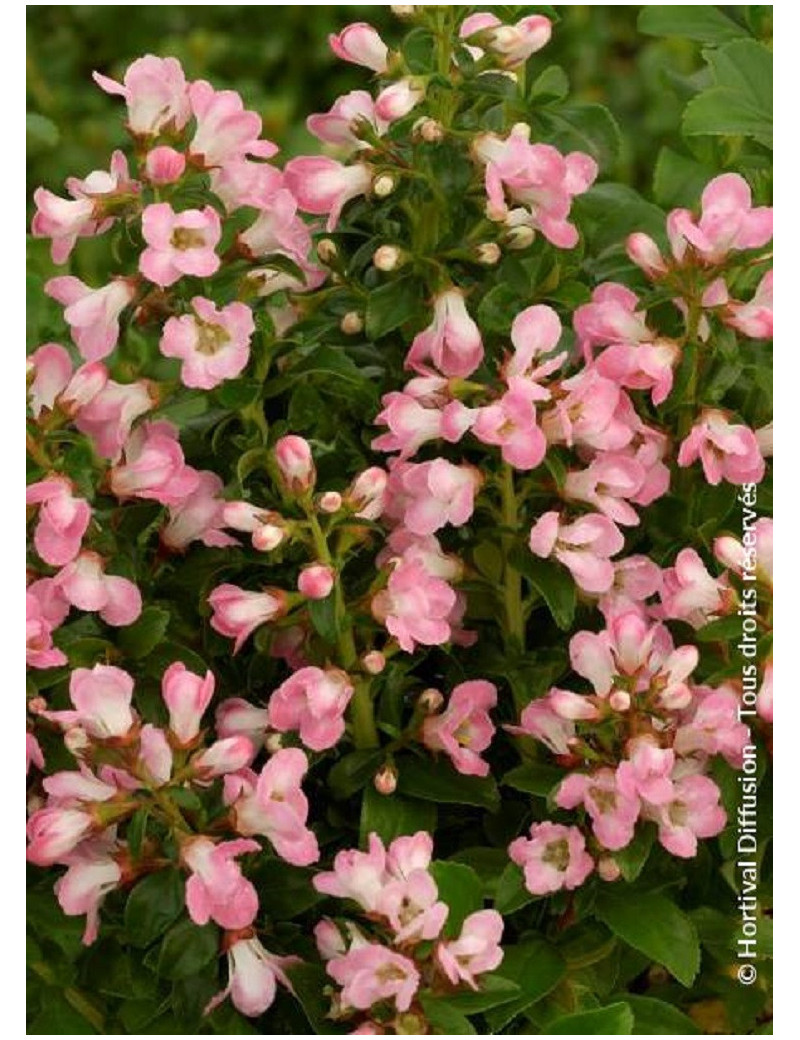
[
  {"left": 638, "top": 6, "right": 749, "bottom": 44},
  {"left": 397, "top": 757, "right": 500, "bottom": 811},
  {"left": 157, "top": 919, "right": 218, "bottom": 979},
  {"left": 539, "top": 102, "right": 622, "bottom": 171},
  {"left": 328, "top": 749, "right": 385, "bottom": 799},
  {"left": 236, "top": 447, "right": 271, "bottom": 485},
  {"left": 289, "top": 963, "right": 347, "bottom": 1034},
  {"left": 695, "top": 615, "right": 743, "bottom": 642},
  {"left": 118, "top": 607, "right": 171, "bottom": 660},
  {"left": 530, "top": 64, "right": 569, "bottom": 102},
  {"left": 429, "top": 861, "right": 484, "bottom": 937},
  {"left": 594, "top": 890, "right": 701, "bottom": 987},
  {"left": 419, "top": 994, "right": 477, "bottom": 1035},
  {"left": 623, "top": 994, "right": 701, "bottom": 1034},
  {"left": 484, "top": 938, "right": 566, "bottom": 1032},
  {"left": 28, "top": 990, "right": 101, "bottom": 1034},
  {"left": 307, "top": 594, "right": 339, "bottom": 643},
  {"left": 477, "top": 284, "right": 522, "bottom": 334},
  {"left": 653, "top": 147, "right": 717, "bottom": 209},
  {"left": 614, "top": 824, "right": 656, "bottom": 883},
  {"left": 26, "top": 112, "right": 60, "bottom": 152},
  {"left": 360, "top": 785, "right": 437, "bottom": 845},
  {"left": 365, "top": 276, "right": 424, "bottom": 339},
  {"left": 547, "top": 1001, "right": 635, "bottom": 1034},
  {"left": 254, "top": 859, "right": 324, "bottom": 919},
  {"left": 443, "top": 975, "right": 522, "bottom": 1014},
  {"left": 502, "top": 762, "right": 564, "bottom": 797},
  {"left": 684, "top": 40, "right": 772, "bottom": 148},
  {"left": 124, "top": 869, "right": 185, "bottom": 948},
  {"left": 509, "top": 549, "right": 576, "bottom": 631},
  {"left": 494, "top": 862, "right": 536, "bottom": 915}
]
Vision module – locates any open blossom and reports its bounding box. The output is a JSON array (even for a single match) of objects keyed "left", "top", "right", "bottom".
[
  {"left": 436, "top": 910, "right": 504, "bottom": 989},
  {"left": 678, "top": 409, "right": 765, "bottom": 486},
  {"left": 509, "top": 822, "right": 594, "bottom": 894},
  {"left": 182, "top": 836, "right": 260, "bottom": 930},
  {"left": 93, "top": 55, "right": 190, "bottom": 135},
  {"left": 46, "top": 664, "right": 136, "bottom": 739},
  {"left": 140, "top": 203, "right": 221, "bottom": 287},
  {"left": 574, "top": 283, "right": 650, "bottom": 357},
  {"left": 209, "top": 584, "right": 288, "bottom": 652},
  {"left": 346, "top": 467, "right": 388, "bottom": 520},
  {"left": 110, "top": 420, "right": 199, "bottom": 505},
  {"left": 421, "top": 680, "right": 497, "bottom": 777},
  {"left": 54, "top": 551, "right": 142, "bottom": 627},
  {"left": 222, "top": 501, "right": 287, "bottom": 551},
  {"left": 405, "top": 289, "right": 484, "bottom": 378},
  {"left": 188, "top": 80, "right": 277, "bottom": 167},
  {"left": 557, "top": 770, "right": 640, "bottom": 850},
  {"left": 26, "top": 476, "right": 90, "bottom": 567},
  {"left": 160, "top": 297, "right": 254, "bottom": 390},
  {"left": 54, "top": 837, "right": 122, "bottom": 945},
  {"left": 659, "top": 548, "right": 733, "bottom": 628},
  {"left": 503, "top": 303, "right": 565, "bottom": 385},
  {"left": 193, "top": 736, "right": 255, "bottom": 778},
  {"left": 26, "top": 590, "right": 68, "bottom": 669},
  {"left": 329, "top": 22, "right": 389, "bottom": 73},
  {"left": 564, "top": 454, "right": 645, "bottom": 527},
  {"left": 542, "top": 369, "right": 631, "bottom": 452},
  {"left": 461, "top": 12, "right": 551, "bottom": 68},
  {"left": 372, "top": 556, "right": 457, "bottom": 652},
  {"left": 667, "top": 173, "right": 772, "bottom": 265},
  {"left": 386, "top": 459, "right": 480, "bottom": 535},
  {"left": 376, "top": 870, "right": 448, "bottom": 944},
  {"left": 284, "top": 157, "right": 372, "bottom": 232},
  {"left": 27, "top": 807, "right": 97, "bottom": 867},
  {"left": 238, "top": 188, "right": 312, "bottom": 266},
  {"left": 73, "top": 377, "right": 153, "bottom": 461},
  {"left": 28, "top": 343, "right": 73, "bottom": 418},
  {"left": 714, "top": 517, "right": 772, "bottom": 585},
  {"left": 616, "top": 738, "right": 675, "bottom": 806},
  {"left": 161, "top": 662, "right": 215, "bottom": 745},
  {"left": 215, "top": 698, "right": 270, "bottom": 747},
  {"left": 45, "top": 277, "right": 136, "bottom": 363},
  {"left": 308, "top": 90, "right": 386, "bottom": 149},
  {"left": 505, "top": 696, "right": 576, "bottom": 755},
  {"left": 724, "top": 270, "right": 773, "bottom": 339},
  {"left": 529, "top": 512, "right": 624, "bottom": 594},
  {"left": 372, "top": 391, "right": 472, "bottom": 459},
  {"left": 674, "top": 684, "right": 751, "bottom": 768},
  {"left": 314, "top": 832, "right": 388, "bottom": 912},
  {"left": 229, "top": 749, "right": 319, "bottom": 866},
  {"left": 210, "top": 936, "right": 297, "bottom": 1018},
  {"left": 267, "top": 667, "right": 354, "bottom": 751},
  {"left": 328, "top": 946, "right": 420, "bottom": 1013},
  {"left": 643, "top": 773, "right": 726, "bottom": 857},
  {"left": 473, "top": 386, "right": 546, "bottom": 470},
  {"left": 162, "top": 471, "right": 238, "bottom": 551}
]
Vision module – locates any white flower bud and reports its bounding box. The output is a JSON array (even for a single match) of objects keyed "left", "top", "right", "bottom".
[
  {"left": 373, "top": 245, "right": 402, "bottom": 272},
  {"left": 373, "top": 174, "right": 396, "bottom": 198},
  {"left": 317, "top": 238, "right": 338, "bottom": 264},
  {"left": 475, "top": 242, "right": 501, "bottom": 265},
  {"left": 340, "top": 311, "right": 364, "bottom": 335}
]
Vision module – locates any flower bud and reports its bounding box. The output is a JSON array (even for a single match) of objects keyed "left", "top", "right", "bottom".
[
  {"left": 391, "top": 5, "right": 416, "bottom": 17},
  {"left": 298, "top": 563, "right": 335, "bottom": 600},
  {"left": 318, "top": 491, "right": 343, "bottom": 513},
  {"left": 264, "top": 732, "right": 284, "bottom": 754},
  {"left": 145, "top": 145, "right": 186, "bottom": 185},
  {"left": 598, "top": 856, "right": 621, "bottom": 882},
  {"left": 474, "top": 242, "right": 501, "bottom": 265},
  {"left": 372, "top": 174, "right": 396, "bottom": 198},
  {"left": 340, "top": 312, "right": 364, "bottom": 336},
  {"left": 626, "top": 232, "right": 668, "bottom": 279},
  {"left": 193, "top": 736, "right": 255, "bottom": 777},
  {"left": 609, "top": 690, "right": 631, "bottom": 712},
  {"left": 418, "top": 688, "right": 444, "bottom": 714},
  {"left": 504, "top": 224, "right": 535, "bottom": 250},
  {"left": 317, "top": 238, "right": 338, "bottom": 264},
  {"left": 64, "top": 726, "right": 91, "bottom": 756},
  {"left": 274, "top": 435, "right": 316, "bottom": 495},
  {"left": 362, "top": 650, "right": 386, "bottom": 675},
  {"left": 373, "top": 245, "right": 403, "bottom": 271},
  {"left": 346, "top": 467, "right": 388, "bottom": 520},
  {"left": 252, "top": 523, "right": 286, "bottom": 552},
  {"left": 414, "top": 116, "right": 444, "bottom": 143},
  {"left": 373, "top": 764, "right": 398, "bottom": 795}
]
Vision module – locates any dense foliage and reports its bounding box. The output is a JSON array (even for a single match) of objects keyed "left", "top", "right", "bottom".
[{"left": 27, "top": 6, "right": 772, "bottom": 1035}]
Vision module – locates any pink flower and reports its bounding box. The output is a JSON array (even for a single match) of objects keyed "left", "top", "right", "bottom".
[
  {"left": 189, "top": 81, "right": 277, "bottom": 167},
  {"left": 405, "top": 289, "right": 483, "bottom": 378},
  {"left": 26, "top": 476, "right": 90, "bottom": 567},
  {"left": 328, "top": 945, "right": 420, "bottom": 1013},
  {"left": 73, "top": 378, "right": 153, "bottom": 461},
  {"left": 660, "top": 548, "right": 732, "bottom": 628},
  {"left": 145, "top": 145, "right": 186, "bottom": 184},
  {"left": 503, "top": 304, "right": 565, "bottom": 383},
  {"left": 674, "top": 685, "right": 751, "bottom": 768},
  {"left": 209, "top": 584, "right": 288, "bottom": 653},
  {"left": 374, "top": 79, "right": 424, "bottom": 122},
  {"left": 93, "top": 55, "right": 190, "bottom": 135},
  {"left": 346, "top": 467, "right": 388, "bottom": 520},
  {"left": 314, "top": 832, "right": 388, "bottom": 912},
  {"left": 421, "top": 680, "right": 496, "bottom": 777},
  {"left": 626, "top": 232, "right": 669, "bottom": 279},
  {"left": 27, "top": 343, "right": 73, "bottom": 418},
  {"left": 529, "top": 511, "right": 624, "bottom": 594},
  {"left": 297, "top": 564, "right": 335, "bottom": 600},
  {"left": 461, "top": 12, "right": 551, "bottom": 68},
  {"left": 308, "top": 90, "right": 385, "bottom": 149},
  {"left": 54, "top": 551, "right": 142, "bottom": 627},
  {"left": 387, "top": 458, "right": 480, "bottom": 535},
  {"left": 45, "top": 276, "right": 135, "bottom": 363},
  {"left": 27, "top": 807, "right": 96, "bottom": 866},
  {"left": 161, "top": 662, "right": 215, "bottom": 745},
  {"left": 26, "top": 590, "right": 68, "bottom": 669},
  {"left": 644, "top": 773, "right": 726, "bottom": 857},
  {"left": 564, "top": 454, "right": 645, "bottom": 527},
  {"left": 616, "top": 738, "right": 675, "bottom": 806},
  {"left": 268, "top": 667, "right": 354, "bottom": 751},
  {"left": 230, "top": 749, "right": 319, "bottom": 866},
  {"left": 274, "top": 435, "right": 316, "bottom": 494},
  {"left": 210, "top": 158, "right": 284, "bottom": 212},
  {"left": 160, "top": 296, "right": 254, "bottom": 390},
  {"left": 714, "top": 517, "right": 772, "bottom": 585},
  {"left": 473, "top": 387, "right": 546, "bottom": 470},
  {"left": 27, "top": 731, "right": 45, "bottom": 773},
  {"left": 182, "top": 836, "right": 260, "bottom": 930},
  {"left": 62, "top": 664, "right": 136, "bottom": 738},
  {"left": 329, "top": 23, "right": 389, "bottom": 73},
  {"left": 215, "top": 698, "right": 270, "bottom": 747},
  {"left": 509, "top": 822, "right": 594, "bottom": 894},
  {"left": 504, "top": 697, "right": 575, "bottom": 755},
  {"left": 667, "top": 173, "right": 772, "bottom": 265},
  {"left": 376, "top": 870, "right": 449, "bottom": 944},
  {"left": 110, "top": 420, "right": 199, "bottom": 505},
  {"left": 209, "top": 936, "right": 296, "bottom": 1018},
  {"left": 724, "top": 270, "right": 773, "bottom": 339},
  {"left": 222, "top": 502, "right": 287, "bottom": 552},
  {"left": 372, "top": 391, "right": 472, "bottom": 459},
  {"left": 542, "top": 369, "right": 630, "bottom": 452},
  {"left": 678, "top": 410, "right": 765, "bottom": 486},
  {"left": 193, "top": 736, "right": 255, "bottom": 778},
  {"left": 139, "top": 725, "right": 173, "bottom": 785},
  {"left": 435, "top": 910, "right": 504, "bottom": 989},
  {"left": 162, "top": 471, "right": 238, "bottom": 551},
  {"left": 372, "top": 557, "right": 457, "bottom": 653},
  {"left": 284, "top": 157, "right": 372, "bottom": 232},
  {"left": 139, "top": 203, "right": 221, "bottom": 287},
  {"left": 238, "top": 189, "right": 313, "bottom": 266},
  {"left": 557, "top": 770, "right": 640, "bottom": 850},
  {"left": 54, "top": 838, "right": 121, "bottom": 944},
  {"left": 574, "top": 283, "right": 650, "bottom": 357}
]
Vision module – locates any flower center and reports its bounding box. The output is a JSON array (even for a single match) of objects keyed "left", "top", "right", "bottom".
[
  {"left": 542, "top": 838, "right": 570, "bottom": 871},
  {"left": 171, "top": 227, "right": 207, "bottom": 250},
  {"left": 195, "top": 320, "right": 230, "bottom": 356}
]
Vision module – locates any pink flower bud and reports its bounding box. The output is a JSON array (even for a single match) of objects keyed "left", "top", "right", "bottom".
[
  {"left": 346, "top": 467, "right": 388, "bottom": 520},
  {"left": 264, "top": 732, "right": 284, "bottom": 754},
  {"left": 319, "top": 491, "right": 343, "bottom": 513},
  {"left": 362, "top": 650, "right": 386, "bottom": 675},
  {"left": 626, "top": 232, "right": 668, "bottom": 279},
  {"left": 373, "top": 245, "right": 402, "bottom": 271},
  {"left": 298, "top": 564, "right": 335, "bottom": 600},
  {"left": 374, "top": 764, "right": 398, "bottom": 795},
  {"left": 609, "top": 690, "right": 631, "bottom": 712},
  {"left": 418, "top": 688, "right": 444, "bottom": 714},
  {"left": 194, "top": 736, "right": 255, "bottom": 777},
  {"left": 145, "top": 146, "right": 187, "bottom": 185},
  {"left": 274, "top": 435, "right": 315, "bottom": 494},
  {"left": 252, "top": 524, "right": 285, "bottom": 552},
  {"left": 598, "top": 857, "right": 621, "bottom": 882},
  {"left": 161, "top": 661, "right": 215, "bottom": 745}
]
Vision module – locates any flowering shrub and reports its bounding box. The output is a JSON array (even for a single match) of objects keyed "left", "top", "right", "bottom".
[{"left": 27, "top": 6, "right": 772, "bottom": 1035}]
